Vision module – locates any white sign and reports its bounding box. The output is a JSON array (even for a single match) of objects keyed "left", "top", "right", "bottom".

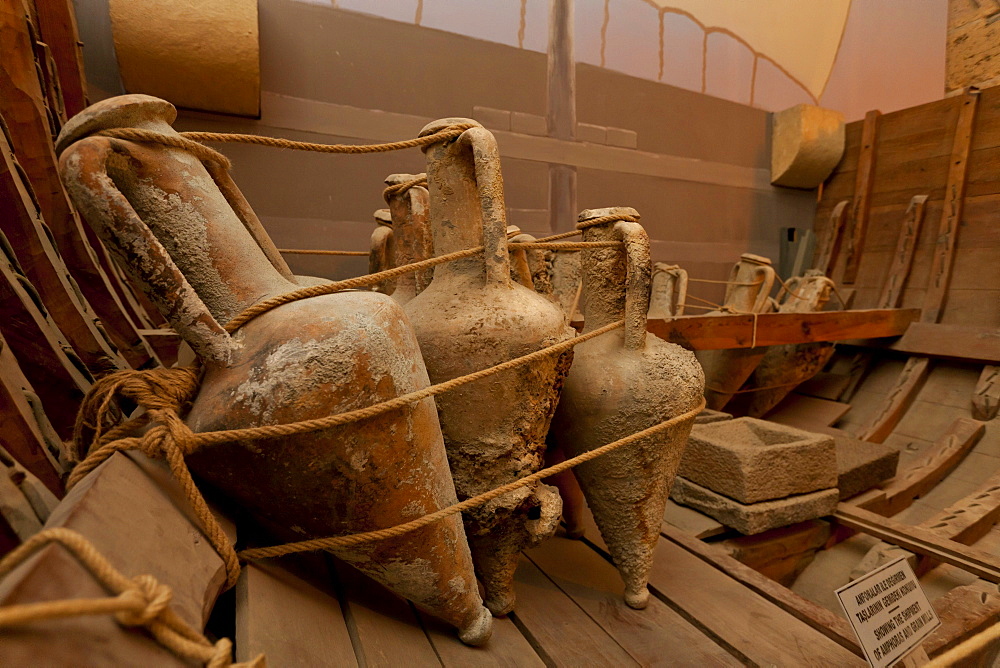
[{"left": 836, "top": 555, "right": 940, "bottom": 668}]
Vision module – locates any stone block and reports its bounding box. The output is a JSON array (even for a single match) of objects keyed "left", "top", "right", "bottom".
[
  {"left": 606, "top": 126, "right": 638, "bottom": 149},
  {"left": 694, "top": 408, "right": 732, "bottom": 424},
  {"left": 473, "top": 106, "right": 511, "bottom": 132},
  {"left": 835, "top": 435, "right": 899, "bottom": 500},
  {"left": 576, "top": 122, "right": 606, "bottom": 144},
  {"left": 670, "top": 476, "right": 839, "bottom": 535},
  {"left": 511, "top": 111, "right": 547, "bottom": 136},
  {"left": 678, "top": 417, "right": 837, "bottom": 504}
]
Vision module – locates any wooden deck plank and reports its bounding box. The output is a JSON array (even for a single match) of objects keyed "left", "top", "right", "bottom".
[
  {"left": 527, "top": 535, "right": 740, "bottom": 666},
  {"left": 662, "top": 498, "right": 726, "bottom": 539},
  {"left": 330, "top": 559, "right": 441, "bottom": 668},
  {"left": 509, "top": 556, "right": 638, "bottom": 667},
  {"left": 644, "top": 308, "right": 919, "bottom": 351},
  {"left": 235, "top": 560, "right": 358, "bottom": 667},
  {"left": 844, "top": 323, "right": 1000, "bottom": 364},
  {"left": 418, "top": 610, "right": 544, "bottom": 668},
  {"left": 646, "top": 534, "right": 867, "bottom": 666}
]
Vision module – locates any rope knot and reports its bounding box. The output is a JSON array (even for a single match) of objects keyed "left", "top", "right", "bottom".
[{"left": 115, "top": 574, "right": 172, "bottom": 627}]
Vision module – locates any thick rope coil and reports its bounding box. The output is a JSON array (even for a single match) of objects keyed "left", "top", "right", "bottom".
[{"left": 0, "top": 528, "right": 262, "bottom": 667}]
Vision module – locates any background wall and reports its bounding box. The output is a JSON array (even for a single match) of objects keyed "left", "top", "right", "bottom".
[{"left": 75, "top": 0, "right": 949, "bottom": 304}]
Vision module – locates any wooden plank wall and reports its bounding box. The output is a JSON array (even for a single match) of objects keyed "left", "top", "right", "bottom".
[{"left": 816, "top": 88, "right": 1000, "bottom": 329}]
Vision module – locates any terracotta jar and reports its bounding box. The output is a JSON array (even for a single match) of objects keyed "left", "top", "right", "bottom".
[
  {"left": 369, "top": 208, "right": 396, "bottom": 295},
  {"left": 729, "top": 270, "right": 834, "bottom": 417},
  {"left": 56, "top": 95, "right": 492, "bottom": 645},
  {"left": 549, "top": 208, "right": 704, "bottom": 609},
  {"left": 696, "top": 253, "right": 776, "bottom": 410},
  {"left": 380, "top": 173, "right": 434, "bottom": 305},
  {"left": 404, "top": 118, "right": 573, "bottom": 616},
  {"left": 648, "top": 262, "right": 688, "bottom": 318}
]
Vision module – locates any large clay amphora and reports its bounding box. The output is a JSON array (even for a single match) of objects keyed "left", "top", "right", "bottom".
[
  {"left": 404, "top": 118, "right": 573, "bottom": 616},
  {"left": 56, "top": 95, "right": 491, "bottom": 645},
  {"left": 696, "top": 253, "right": 776, "bottom": 410},
  {"left": 729, "top": 270, "right": 835, "bottom": 417},
  {"left": 550, "top": 208, "right": 704, "bottom": 609},
  {"left": 648, "top": 262, "right": 688, "bottom": 318},
  {"left": 382, "top": 173, "right": 434, "bottom": 304}
]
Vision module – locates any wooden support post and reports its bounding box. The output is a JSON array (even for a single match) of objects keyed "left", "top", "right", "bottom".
[
  {"left": 879, "top": 194, "right": 929, "bottom": 309},
  {"left": 842, "top": 110, "right": 880, "bottom": 284},
  {"left": 30, "top": 0, "right": 88, "bottom": 117},
  {"left": 814, "top": 199, "right": 850, "bottom": 276}
]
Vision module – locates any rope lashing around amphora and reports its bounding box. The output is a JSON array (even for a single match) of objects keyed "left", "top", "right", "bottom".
[{"left": 0, "top": 528, "right": 263, "bottom": 668}]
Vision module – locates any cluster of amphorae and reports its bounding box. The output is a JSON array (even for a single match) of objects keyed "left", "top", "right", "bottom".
[{"left": 56, "top": 95, "right": 704, "bottom": 645}]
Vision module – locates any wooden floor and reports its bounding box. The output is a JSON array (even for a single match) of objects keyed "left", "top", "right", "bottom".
[{"left": 236, "top": 511, "right": 866, "bottom": 667}]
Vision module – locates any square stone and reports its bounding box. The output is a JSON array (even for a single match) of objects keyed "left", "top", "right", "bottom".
[
  {"left": 670, "top": 477, "right": 839, "bottom": 535},
  {"left": 835, "top": 436, "right": 899, "bottom": 500},
  {"left": 695, "top": 408, "right": 732, "bottom": 424},
  {"left": 679, "top": 417, "right": 837, "bottom": 504}
]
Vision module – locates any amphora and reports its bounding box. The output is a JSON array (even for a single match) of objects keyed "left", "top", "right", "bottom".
[
  {"left": 696, "top": 253, "right": 776, "bottom": 410},
  {"left": 729, "top": 270, "right": 834, "bottom": 417},
  {"left": 56, "top": 95, "right": 491, "bottom": 645},
  {"left": 648, "top": 262, "right": 688, "bottom": 318},
  {"left": 404, "top": 119, "right": 573, "bottom": 616},
  {"left": 550, "top": 208, "right": 704, "bottom": 608},
  {"left": 380, "top": 173, "right": 434, "bottom": 304}
]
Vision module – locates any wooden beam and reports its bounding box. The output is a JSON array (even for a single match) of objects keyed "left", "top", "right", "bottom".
[
  {"left": 842, "top": 110, "right": 880, "bottom": 284},
  {"left": 814, "top": 200, "right": 850, "bottom": 276},
  {"left": 859, "top": 356, "right": 932, "bottom": 443},
  {"left": 661, "top": 524, "right": 863, "bottom": 656},
  {"left": 30, "top": 0, "right": 88, "bottom": 117},
  {"left": 0, "top": 115, "right": 125, "bottom": 373},
  {"left": 879, "top": 194, "right": 928, "bottom": 309},
  {"left": 922, "top": 88, "right": 979, "bottom": 325},
  {"left": 833, "top": 504, "right": 1000, "bottom": 583},
  {"left": 636, "top": 308, "right": 918, "bottom": 351},
  {"left": 0, "top": 3, "right": 155, "bottom": 368},
  {"left": 856, "top": 418, "right": 985, "bottom": 516},
  {"left": 0, "top": 453, "right": 231, "bottom": 665},
  {"left": 844, "top": 323, "right": 1000, "bottom": 363}
]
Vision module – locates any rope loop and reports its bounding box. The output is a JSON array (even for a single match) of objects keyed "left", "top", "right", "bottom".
[
  {"left": 575, "top": 213, "right": 640, "bottom": 231},
  {"left": 382, "top": 175, "right": 428, "bottom": 203}
]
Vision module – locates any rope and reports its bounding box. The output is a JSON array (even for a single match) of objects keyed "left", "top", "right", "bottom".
[
  {"left": 277, "top": 249, "right": 369, "bottom": 256},
  {"left": 382, "top": 175, "right": 427, "bottom": 203},
  {"left": 0, "top": 528, "right": 261, "bottom": 667},
  {"left": 511, "top": 241, "right": 622, "bottom": 251},
  {"left": 240, "top": 396, "right": 705, "bottom": 560},
  {"left": 686, "top": 277, "right": 764, "bottom": 287},
  {"left": 575, "top": 213, "right": 640, "bottom": 231},
  {"left": 926, "top": 620, "right": 1000, "bottom": 667},
  {"left": 95, "top": 128, "right": 233, "bottom": 169}
]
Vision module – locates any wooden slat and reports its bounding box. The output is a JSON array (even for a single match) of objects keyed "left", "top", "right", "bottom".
[
  {"left": 330, "top": 559, "right": 441, "bottom": 667},
  {"left": 859, "top": 357, "right": 932, "bottom": 443},
  {"left": 923, "top": 88, "right": 980, "bottom": 324},
  {"left": 765, "top": 393, "right": 852, "bottom": 430},
  {"left": 924, "top": 580, "right": 1000, "bottom": 657},
  {"left": 0, "top": 115, "right": 125, "bottom": 373},
  {"left": 0, "top": 229, "right": 91, "bottom": 439},
  {"left": 235, "top": 560, "right": 357, "bottom": 667},
  {"left": 0, "top": 336, "right": 68, "bottom": 495},
  {"left": 30, "top": 0, "right": 87, "bottom": 117},
  {"left": 844, "top": 323, "right": 1000, "bottom": 363},
  {"left": 661, "top": 524, "right": 863, "bottom": 656},
  {"left": 645, "top": 533, "right": 866, "bottom": 666},
  {"left": 662, "top": 498, "right": 726, "bottom": 539},
  {"left": 510, "top": 556, "right": 637, "bottom": 666},
  {"left": 0, "top": 3, "right": 155, "bottom": 369},
  {"left": 833, "top": 504, "right": 1000, "bottom": 583},
  {"left": 641, "top": 308, "right": 919, "bottom": 351},
  {"left": 527, "top": 536, "right": 740, "bottom": 666},
  {"left": 878, "top": 194, "right": 928, "bottom": 308},
  {"left": 814, "top": 199, "right": 850, "bottom": 275},
  {"left": 842, "top": 110, "right": 881, "bottom": 284},
  {"left": 0, "top": 452, "right": 230, "bottom": 665},
  {"left": 857, "top": 417, "right": 985, "bottom": 516}
]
